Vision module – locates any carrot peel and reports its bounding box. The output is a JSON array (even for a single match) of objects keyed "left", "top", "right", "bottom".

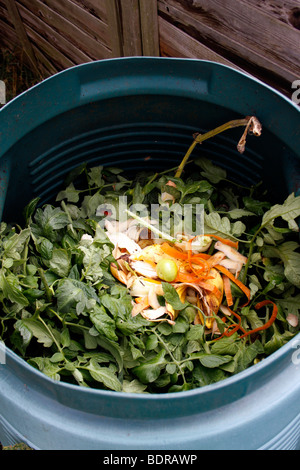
[
  {"left": 215, "top": 264, "right": 250, "bottom": 305},
  {"left": 223, "top": 275, "right": 233, "bottom": 307},
  {"left": 240, "top": 300, "right": 278, "bottom": 338},
  {"left": 204, "top": 234, "right": 239, "bottom": 249}
]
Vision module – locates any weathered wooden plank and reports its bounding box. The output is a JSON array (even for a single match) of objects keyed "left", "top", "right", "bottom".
[
  {"left": 17, "top": 0, "right": 111, "bottom": 60},
  {"left": 25, "top": 23, "right": 75, "bottom": 70},
  {"left": 105, "top": 0, "right": 123, "bottom": 56},
  {"left": 72, "top": 0, "right": 108, "bottom": 23},
  {"left": 158, "top": 0, "right": 300, "bottom": 85},
  {"left": 0, "top": 16, "right": 57, "bottom": 76},
  {"left": 0, "top": 15, "right": 22, "bottom": 52},
  {"left": 159, "top": 16, "right": 245, "bottom": 72},
  {"left": 245, "top": 0, "right": 300, "bottom": 27},
  {"left": 0, "top": 0, "right": 14, "bottom": 27},
  {"left": 17, "top": 2, "right": 93, "bottom": 66},
  {"left": 42, "top": 0, "right": 109, "bottom": 47},
  {"left": 120, "top": 0, "right": 142, "bottom": 56},
  {"left": 25, "top": 26, "right": 63, "bottom": 74},
  {"left": 4, "top": 0, "right": 42, "bottom": 77},
  {"left": 139, "top": 0, "right": 160, "bottom": 56}
]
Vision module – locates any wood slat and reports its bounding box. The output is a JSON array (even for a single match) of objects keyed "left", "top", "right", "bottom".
[
  {"left": 42, "top": 0, "right": 109, "bottom": 47},
  {"left": 0, "top": 16, "right": 57, "bottom": 76},
  {"left": 105, "top": 0, "right": 123, "bottom": 56},
  {"left": 17, "top": 0, "right": 111, "bottom": 60},
  {"left": 71, "top": 0, "right": 108, "bottom": 23},
  {"left": 18, "top": 2, "right": 93, "bottom": 63},
  {"left": 12, "top": 3, "right": 93, "bottom": 70},
  {"left": 159, "top": 16, "right": 245, "bottom": 72},
  {"left": 139, "top": 0, "right": 160, "bottom": 56},
  {"left": 158, "top": 0, "right": 300, "bottom": 86},
  {"left": 245, "top": 0, "right": 300, "bottom": 27},
  {"left": 4, "top": 0, "right": 42, "bottom": 77},
  {"left": 120, "top": 0, "right": 143, "bottom": 56}
]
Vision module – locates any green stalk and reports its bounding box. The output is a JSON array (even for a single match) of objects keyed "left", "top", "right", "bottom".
[
  {"left": 61, "top": 200, "right": 76, "bottom": 237},
  {"left": 151, "top": 327, "right": 187, "bottom": 384},
  {"left": 175, "top": 117, "right": 261, "bottom": 178},
  {"left": 38, "top": 267, "right": 53, "bottom": 303},
  {"left": 38, "top": 314, "right": 63, "bottom": 354},
  {"left": 125, "top": 209, "right": 176, "bottom": 242}
]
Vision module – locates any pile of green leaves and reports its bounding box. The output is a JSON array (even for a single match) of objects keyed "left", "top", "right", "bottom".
[{"left": 0, "top": 160, "right": 299, "bottom": 393}]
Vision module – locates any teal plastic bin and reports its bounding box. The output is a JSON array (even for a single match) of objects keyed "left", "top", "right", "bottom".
[{"left": 0, "top": 58, "right": 299, "bottom": 450}]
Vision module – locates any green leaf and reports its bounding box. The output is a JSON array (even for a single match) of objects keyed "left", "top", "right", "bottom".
[
  {"left": 101, "top": 291, "right": 132, "bottom": 320},
  {"left": 2, "top": 228, "right": 31, "bottom": 260},
  {"left": 263, "top": 242, "right": 300, "bottom": 288},
  {"left": 169, "top": 178, "right": 212, "bottom": 200},
  {"left": 88, "top": 166, "right": 104, "bottom": 188},
  {"left": 97, "top": 336, "right": 123, "bottom": 373},
  {"left": 14, "top": 319, "right": 33, "bottom": 349},
  {"left": 204, "top": 212, "right": 245, "bottom": 239},
  {"left": 264, "top": 329, "right": 295, "bottom": 355},
  {"left": 133, "top": 349, "right": 167, "bottom": 383},
  {"left": 28, "top": 357, "right": 61, "bottom": 380},
  {"left": 0, "top": 271, "right": 29, "bottom": 309},
  {"left": 234, "top": 340, "right": 264, "bottom": 373},
  {"left": 50, "top": 352, "right": 65, "bottom": 363},
  {"left": 49, "top": 248, "right": 71, "bottom": 278},
  {"left": 243, "top": 196, "right": 271, "bottom": 216},
  {"left": 277, "top": 293, "right": 300, "bottom": 317},
  {"left": 56, "top": 278, "right": 99, "bottom": 314},
  {"left": 162, "top": 282, "right": 189, "bottom": 310},
  {"left": 56, "top": 183, "right": 80, "bottom": 203},
  {"left": 60, "top": 327, "right": 71, "bottom": 348},
  {"left": 23, "top": 197, "right": 41, "bottom": 223},
  {"left": 32, "top": 205, "right": 69, "bottom": 240},
  {"left": 226, "top": 208, "right": 255, "bottom": 219},
  {"left": 80, "top": 193, "right": 105, "bottom": 218},
  {"left": 186, "top": 324, "right": 205, "bottom": 342},
  {"left": 122, "top": 379, "right": 148, "bottom": 393},
  {"left": 21, "top": 319, "right": 54, "bottom": 347},
  {"left": 78, "top": 243, "right": 110, "bottom": 283},
  {"left": 262, "top": 193, "right": 300, "bottom": 231},
  {"left": 146, "top": 334, "right": 159, "bottom": 351},
  {"left": 87, "top": 359, "right": 122, "bottom": 391},
  {"left": 210, "top": 333, "right": 240, "bottom": 355},
  {"left": 195, "top": 157, "right": 227, "bottom": 184},
  {"left": 198, "top": 353, "right": 233, "bottom": 368},
  {"left": 90, "top": 304, "right": 117, "bottom": 341}
]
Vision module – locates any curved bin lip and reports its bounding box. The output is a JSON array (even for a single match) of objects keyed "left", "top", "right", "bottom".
[
  {"left": 2, "top": 331, "right": 300, "bottom": 420},
  {"left": 1, "top": 56, "right": 300, "bottom": 157}
]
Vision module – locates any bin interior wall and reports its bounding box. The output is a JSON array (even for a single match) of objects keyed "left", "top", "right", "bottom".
[{"left": 2, "top": 94, "right": 294, "bottom": 224}]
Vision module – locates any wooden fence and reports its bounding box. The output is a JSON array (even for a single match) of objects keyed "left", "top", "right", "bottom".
[{"left": 0, "top": 0, "right": 300, "bottom": 96}]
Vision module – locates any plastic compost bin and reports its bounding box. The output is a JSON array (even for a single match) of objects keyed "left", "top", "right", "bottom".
[{"left": 0, "top": 58, "right": 300, "bottom": 450}]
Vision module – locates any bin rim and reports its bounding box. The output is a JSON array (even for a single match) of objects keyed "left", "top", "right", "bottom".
[
  {"left": 2, "top": 331, "right": 300, "bottom": 401},
  {"left": 1, "top": 56, "right": 299, "bottom": 111},
  {"left": 1, "top": 56, "right": 299, "bottom": 167}
]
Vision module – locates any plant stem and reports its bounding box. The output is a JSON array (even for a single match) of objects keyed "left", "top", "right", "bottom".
[
  {"left": 125, "top": 209, "right": 176, "bottom": 242},
  {"left": 61, "top": 200, "right": 76, "bottom": 236},
  {"left": 38, "top": 314, "right": 63, "bottom": 354},
  {"left": 175, "top": 117, "right": 259, "bottom": 178},
  {"left": 38, "top": 267, "right": 53, "bottom": 302},
  {"left": 150, "top": 327, "right": 187, "bottom": 384}
]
